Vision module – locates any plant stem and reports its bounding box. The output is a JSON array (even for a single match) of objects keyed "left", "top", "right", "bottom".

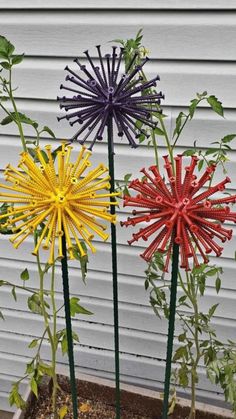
[
  {"left": 158, "top": 116, "right": 175, "bottom": 171},
  {"left": 171, "top": 114, "right": 190, "bottom": 150},
  {"left": 8, "top": 67, "right": 27, "bottom": 152},
  {"left": 0, "top": 280, "right": 39, "bottom": 294},
  {"left": 187, "top": 273, "right": 201, "bottom": 419},
  {"left": 151, "top": 127, "right": 159, "bottom": 169},
  {"left": 36, "top": 242, "right": 58, "bottom": 419}
]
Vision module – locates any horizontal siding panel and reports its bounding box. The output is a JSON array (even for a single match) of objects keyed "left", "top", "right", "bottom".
[
  {"left": 3, "top": 58, "right": 235, "bottom": 108},
  {"left": 1, "top": 283, "right": 236, "bottom": 331},
  {"left": 0, "top": 337, "right": 222, "bottom": 397},
  {"left": 0, "top": 375, "right": 26, "bottom": 395},
  {"left": 0, "top": 136, "right": 235, "bottom": 182},
  {"left": 1, "top": 255, "right": 236, "bottom": 302},
  {"left": 0, "top": 11, "right": 236, "bottom": 60},
  {"left": 0, "top": 325, "right": 169, "bottom": 360},
  {"left": 1, "top": 106, "right": 235, "bottom": 150},
  {"left": 1, "top": 303, "right": 236, "bottom": 354},
  {"left": 0, "top": 232, "right": 236, "bottom": 276},
  {"left": 1, "top": 1, "right": 236, "bottom": 10},
  {"left": 0, "top": 392, "right": 15, "bottom": 413},
  {"left": 0, "top": 217, "right": 236, "bottom": 265}
]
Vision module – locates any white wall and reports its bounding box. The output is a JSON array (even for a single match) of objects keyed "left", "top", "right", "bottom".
[{"left": 0, "top": 1, "right": 236, "bottom": 412}]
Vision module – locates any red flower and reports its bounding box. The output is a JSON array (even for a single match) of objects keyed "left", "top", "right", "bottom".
[{"left": 121, "top": 155, "right": 236, "bottom": 272}]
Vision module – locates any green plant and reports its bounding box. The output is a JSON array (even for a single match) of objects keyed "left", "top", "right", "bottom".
[
  {"left": 0, "top": 35, "right": 91, "bottom": 418},
  {"left": 207, "top": 342, "right": 236, "bottom": 417},
  {"left": 115, "top": 30, "right": 236, "bottom": 419}
]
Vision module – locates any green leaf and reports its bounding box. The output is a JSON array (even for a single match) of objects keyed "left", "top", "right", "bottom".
[
  {"left": 41, "top": 125, "right": 56, "bottom": 138},
  {"left": 61, "top": 332, "right": 68, "bottom": 355},
  {"left": 26, "top": 360, "right": 34, "bottom": 374},
  {"left": 30, "top": 377, "right": 38, "bottom": 398},
  {"left": 178, "top": 363, "right": 189, "bottom": 388},
  {"left": 124, "top": 173, "right": 132, "bottom": 183},
  {"left": 173, "top": 346, "right": 187, "bottom": 362},
  {"left": 189, "top": 99, "right": 199, "bottom": 119},
  {"left": 70, "top": 297, "right": 93, "bottom": 317},
  {"left": 0, "top": 95, "right": 8, "bottom": 102},
  {"left": 12, "top": 54, "right": 24, "bottom": 65},
  {"left": 208, "top": 303, "right": 219, "bottom": 318},
  {"left": 1, "top": 114, "right": 14, "bottom": 125},
  {"left": 192, "top": 263, "right": 207, "bottom": 275},
  {"left": 0, "top": 61, "right": 11, "bottom": 70},
  {"left": 205, "top": 148, "right": 218, "bottom": 156},
  {"left": 51, "top": 144, "right": 63, "bottom": 160},
  {"left": 138, "top": 133, "right": 146, "bottom": 143},
  {"left": 198, "top": 159, "right": 204, "bottom": 171},
  {"left": 0, "top": 310, "right": 4, "bottom": 320},
  {"left": 198, "top": 275, "right": 206, "bottom": 296},
  {"left": 183, "top": 149, "right": 196, "bottom": 157},
  {"left": 20, "top": 268, "right": 29, "bottom": 281},
  {"left": 173, "top": 112, "right": 185, "bottom": 137},
  {"left": 1, "top": 112, "right": 38, "bottom": 127},
  {"left": 38, "top": 362, "right": 53, "bottom": 377},
  {"left": 221, "top": 134, "right": 236, "bottom": 144},
  {"left": 207, "top": 95, "right": 224, "bottom": 117},
  {"left": 215, "top": 277, "right": 221, "bottom": 294},
  {"left": 0, "top": 51, "right": 9, "bottom": 59},
  {"left": 178, "top": 295, "right": 187, "bottom": 305},
  {"left": 28, "top": 339, "right": 38, "bottom": 349},
  {"left": 206, "top": 267, "right": 219, "bottom": 277},
  {"left": 72, "top": 243, "right": 88, "bottom": 283},
  {"left": 11, "top": 286, "right": 17, "bottom": 301},
  {"left": 0, "top": 36, "right": 15, "bottom": 57},
  {"left": 178, "top": 333, "right": 186, "bottom": 343},
  {"left": 28, "top": 293, "right": 43, "bottom": 315},
  {"left": 154, "top": 127, "right": 165, "bottom": 136},
  {"left": 9, "top": 384, "right": 25, "bottom": 409}
]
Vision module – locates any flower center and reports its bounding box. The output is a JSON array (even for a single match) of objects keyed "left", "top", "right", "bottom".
[
  {"left": 54, "top": 191, "right": 67, "bottom": 207},
  {"left": 175, "top": 197, "right": 190, "bottom": 211}
]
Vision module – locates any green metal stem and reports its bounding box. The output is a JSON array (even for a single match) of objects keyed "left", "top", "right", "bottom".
[
  {"left": 107, "top": 117, "right": 121, "bottom": 419},
  {"left": 61, "top": 233, "right": 78, "bottom": 418},
  {"left": 162, "top": 241, "right": 180, "bottom": 419}
]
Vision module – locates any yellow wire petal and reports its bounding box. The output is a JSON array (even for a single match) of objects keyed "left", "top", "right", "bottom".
[{"left": 0, "top": 143, "right": 118, "bottom": 262}]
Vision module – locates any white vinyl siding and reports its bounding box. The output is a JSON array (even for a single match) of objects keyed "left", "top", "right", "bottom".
[{"left": 0, "top": 1, "right": 235, "bottom": 412}]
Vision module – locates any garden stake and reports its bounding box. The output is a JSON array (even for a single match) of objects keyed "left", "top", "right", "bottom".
[
  {"left": 58, "top": 49, "right": 163, "bottom": 418},
  {"left": 58, "top": 47, "right": 163, "bottom": 419},
  {"left": 162, "top": 239, "right": 179, "bottom": 419},
  {"left": 121, "top": 155, "right": 236, "bottom": 418},
  {"left": 61, "top": 231, "right": 78, "bottom": 419},
  {"left": 0, "top": 144, "right": 119, "bottom": 418},
  {"left": 107, "top": 117, "right": 121, "bottom": 419}
]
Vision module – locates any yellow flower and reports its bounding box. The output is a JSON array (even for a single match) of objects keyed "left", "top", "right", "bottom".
[{"left": 0, "top": 143, "right": 118, "bottom": 264}]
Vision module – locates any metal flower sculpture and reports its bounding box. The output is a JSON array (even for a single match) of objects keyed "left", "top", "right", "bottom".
[
  {"left": 121, "top": 155, "right": 236, "bottom": 272},
  {"left": 58, "top": 46, "right": 164, "bottom": 152},
  {"left": 0, "top": 143, "right": 118, "bottom": 264}
]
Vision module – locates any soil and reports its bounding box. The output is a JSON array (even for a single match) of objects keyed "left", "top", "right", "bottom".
[{"left": 23, "top": 375, "right": 229, "bottom": 419}]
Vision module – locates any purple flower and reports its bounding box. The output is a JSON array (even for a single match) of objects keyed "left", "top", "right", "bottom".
[{"left": 58, "top": 46, "right": 164, "bottom": 153}]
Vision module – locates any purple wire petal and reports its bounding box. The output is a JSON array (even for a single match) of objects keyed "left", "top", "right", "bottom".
[{"left": 58, "top": 46, "right": 163, "bottom": 151}]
